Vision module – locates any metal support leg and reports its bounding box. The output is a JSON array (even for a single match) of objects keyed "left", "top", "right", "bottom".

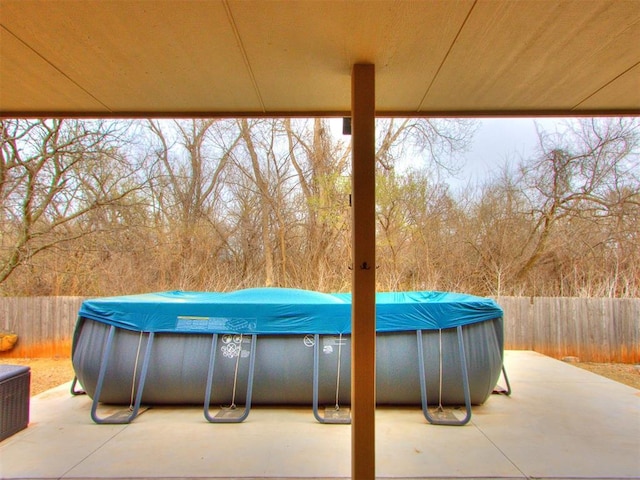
[
  {"left": 417, "top": 326, "right": 472, "bottom": 426},
  {"left": 493, "top": 364, "right": 512, "bottom": 396},
  {"left": 313, "top": 334, "right": 351, "bottom": 424},
  {"left": 70, "top": 376, "right": 85, "bottom": 396},
  {"left": 501, "top": 364, "right": 512, "bottom": 395},
  {"left": 91, "top": 327, "right": 154, "bottom": 424},
  {"left": 204, "top": 333, "right": 257, "bottom": 423}
]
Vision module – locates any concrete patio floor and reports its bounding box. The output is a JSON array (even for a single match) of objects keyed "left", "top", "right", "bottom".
[{"left": 1, "top": 350, "right": 638, "bottom": 479}]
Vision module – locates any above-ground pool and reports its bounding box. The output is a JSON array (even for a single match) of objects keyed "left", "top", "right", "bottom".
[{"left": 71, "top": 288, "right": 507, "bottom": 425}]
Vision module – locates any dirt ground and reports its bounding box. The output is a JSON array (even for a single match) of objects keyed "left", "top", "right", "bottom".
[
  {"left": 571, "top": 362, "right": 640, "bottom": 390},
  {"left": 0, "top": 357, "right": 76, "bottom": 396},
  {"left": 0, "top": 356, "right": 639, "bottom": 396}
]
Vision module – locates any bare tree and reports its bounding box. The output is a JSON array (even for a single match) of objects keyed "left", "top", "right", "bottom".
[
  {"left": 376, "top": 118, "right": 477, "bottom": 174},
  {"left": 231, "top": 118, "right": 302, "bottom": 287},
  {"left": 146, "top": 119, "right": 239, "bottom": 224},
  {"left": 373, "top": 118, "right": 478, "bottom": 290},
  {"left": 460, "top": 168, "right": 530, "bottom": 295},
  {"left": 515, "top": 118, "right": 640, "bottom": 285},
  {"left": 0, "top": 119, "right": 143, "bottom": 288},
  {"left": 144, "top": 119, "right": 241, "bottom": 288},
  {"left": 285, "top": 118, "right": 351, "bottom": 289}
]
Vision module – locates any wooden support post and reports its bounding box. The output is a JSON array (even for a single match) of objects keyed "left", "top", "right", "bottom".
[{"left": 351, "top": 63, "right": 376, "bottom": 480}]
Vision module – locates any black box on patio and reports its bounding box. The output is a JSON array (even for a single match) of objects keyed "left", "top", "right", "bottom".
[{"left": 0, "top": 364, "right": 30, "bottom": 442}]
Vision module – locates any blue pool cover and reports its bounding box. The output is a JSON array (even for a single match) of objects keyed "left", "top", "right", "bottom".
[{"left": 78, "top": 287, "right": 503, "bottom": 335}]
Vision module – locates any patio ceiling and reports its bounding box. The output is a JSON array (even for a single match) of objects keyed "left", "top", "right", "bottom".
[{"left": 1, "top": 0, "right": 639, "bottom": 118}]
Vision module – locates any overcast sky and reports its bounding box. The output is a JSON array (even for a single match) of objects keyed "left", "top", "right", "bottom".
[
  {"left": 329, "top": 116, "right": 569, "bottom": 188},
  {"left": 443, "top": 117, "right": 573, "bottom": 190},
  {"left": 459, "top": 118, "right": 547, "bottom": 183}
]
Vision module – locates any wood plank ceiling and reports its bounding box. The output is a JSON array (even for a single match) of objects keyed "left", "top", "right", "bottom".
[{"left": 1, "top": 0, "right": 639, "bottom": 117}]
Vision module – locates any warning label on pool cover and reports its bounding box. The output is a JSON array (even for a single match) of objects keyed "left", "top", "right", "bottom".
[{"left": 176, "top": 316, "right": 256, "bottom": 332}]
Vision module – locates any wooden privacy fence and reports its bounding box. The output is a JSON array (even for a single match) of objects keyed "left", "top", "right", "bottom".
[
  {"left": 497, "top": 296, "right": 639, "bottom": 363},
  {"left": 0, "top": 296, "right": 638, "bottom": 362},
  {"left": 0, "top": 297, "right": 84, "bottom": 358}
]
